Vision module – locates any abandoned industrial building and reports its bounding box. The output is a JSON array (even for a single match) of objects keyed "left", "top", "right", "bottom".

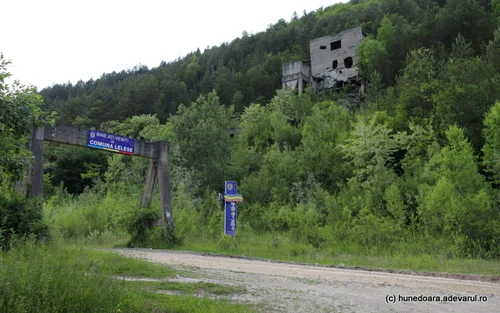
[{"left": 282, "top": 26, "right": 366, "bottom": 97}]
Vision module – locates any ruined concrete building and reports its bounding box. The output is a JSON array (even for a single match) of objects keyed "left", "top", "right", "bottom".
[{"left": 282, "top": 26, "right": 366, "bottom": 96}]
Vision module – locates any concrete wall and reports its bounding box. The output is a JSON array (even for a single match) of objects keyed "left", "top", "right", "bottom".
[
  {"left": 281, "top": 61, "right": 311, "bottom": 94},
  {"left": 309, "top": 26, "right": 364, "bottom": 77},
  {"left": 282, "top": 61, "right": 310, "bottom": 77}
]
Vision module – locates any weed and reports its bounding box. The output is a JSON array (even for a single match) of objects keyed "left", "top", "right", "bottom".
[{"left": 0, "top": 242, "right": 255, "bottom": 313}]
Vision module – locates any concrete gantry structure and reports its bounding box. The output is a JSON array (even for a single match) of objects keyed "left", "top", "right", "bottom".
[
  {"left": 282, "top": 26, "right": 366, "bottom": 94},
  {"left": 282, "top": 61, "right": 311, "bottom": 94},
  {"left": 16, "top": 124, "right": 175, "bottom": 241}
]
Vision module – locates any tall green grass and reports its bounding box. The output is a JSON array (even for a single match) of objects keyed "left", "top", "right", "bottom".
[
  {"left": 0, "top": 241, "right": 254, "bottom": 313},
  {"left": 0, "top": 241, "right": 133, "bottom": 313},
  {"left": 44, "top": 185, "right": 146, "bottom": 245},
  {"left": 171, "top": 228, "right": 500, "bottom": 276}
]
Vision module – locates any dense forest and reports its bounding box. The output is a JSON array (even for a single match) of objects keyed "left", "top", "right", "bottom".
[
  {"left": 39, "top": 0, "right": 500, "bottom": 126},
  {"left": 3, "top": 0, "right": 500, "bottom": 259}
]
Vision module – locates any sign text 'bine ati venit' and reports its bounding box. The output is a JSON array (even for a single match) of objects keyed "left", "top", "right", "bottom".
[{"left": 87, "top": 130, "right": 135, "bottom": 155}]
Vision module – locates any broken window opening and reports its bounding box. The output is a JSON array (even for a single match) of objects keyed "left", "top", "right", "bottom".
[
  {"left": 330, "top": 40, "right": 341, "bottom": 50},
  {"left": 332, "top": 60, "right": 338, "bottom": 69},
  {"left": 320, "top": 45, "right": 327, "bottom": 50},
  {"left": 344, "top": 57, "right": 353, "bottom": 68}
]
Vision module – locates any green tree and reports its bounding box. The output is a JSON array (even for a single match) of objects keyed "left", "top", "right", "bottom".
[
  {"left": 395, "top": 48, "right": 438, "bottom": 126},
  {"left": 0, "top": 53, "right": 52, "bottom": 182},
  {"left": 450, "top": 33, "right": 474, "bottom": 59},
  {"left": 377, "top": 14, "right": 419, "bottom": 84},
  {"left": 229, "top": 89, "right": 310, "bottom": 184},
  {"left": 0, "top": 53, "right": 53, "bottom": 248},
  {"left": 214, "top": 67, "right": 238, "bottom": 106},
  {"left": 101, "top": 114, "right": 160, "bottom": 138},
  {"left": 301, "top": 100, "right": 352, "bottom": 192},
  {"left": 482, "top": 102, "right": 500, "bottom": 184},
  {"left": 485, "top": 29, "right": 500, "bottom": 73},
  {"left": 441, "top": 0, "right": 496, "bottom": 52},
  {"left": 343, "top": 116, "right": 400, "bottom": 182},
  {"left": 357, "top": 38, "right": 389, "bottom": 83},
  {"left": 169, "top": 91, "right": 234, "bottom": 192},
  {"left": 49, "top": 147, "right": 108, "bottom": 195},
  {"left": 241, "top": 144, "right": 302, "bottom": 205},
  {"left": 342, "top": 115, "right": 403, "bottom": 214},
  {"left": 418, "top": 125, "right": 497, "bottom": 256},
  {"left": 86, "top": 83, "right": 117, "bottom": 126},
  {"left": 433, "top": 54, "right": 498, "bottom": 150},
  {"left": 117, "top": 74, "right": 160, "bottom": 118}
]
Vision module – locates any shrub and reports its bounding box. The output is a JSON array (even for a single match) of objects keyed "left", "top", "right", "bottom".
[
  {"left": 121, "top": 205, "right": 160, "bottom": 247},
  {"left": 0, "top": 191, "right": 49, "bottom": 250}
]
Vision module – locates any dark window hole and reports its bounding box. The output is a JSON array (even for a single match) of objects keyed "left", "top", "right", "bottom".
[
  {"left": 344, "top": 57, "right": 353, "bottom": 68},
  {"left": 330, "top": 40, "right": 341, "bottom": 50}
]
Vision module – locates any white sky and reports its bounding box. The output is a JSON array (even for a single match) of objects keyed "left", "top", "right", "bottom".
[{"left": 3, "top": 0, "right": 346, "bottom": 90}]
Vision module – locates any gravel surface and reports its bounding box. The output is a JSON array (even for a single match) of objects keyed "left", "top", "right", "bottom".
[{"left": 115, "top": 248, "right": 500, "bottom": 313}]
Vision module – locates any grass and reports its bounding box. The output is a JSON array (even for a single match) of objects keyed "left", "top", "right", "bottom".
[
  {"left": 167, "top": 230, "right": 500, "bottom": 277},
  {"left": 135, "top": 292, "right": 252, "bottom": 313},
  {"left": 126, "top": 280, "right": 247, "bottom": 295},
  {"left": 86, "top": 249, "right": 176, "bottom": 277},
  {"left": 155, "top": 281, "right": 246, "bottom": 295},
  {"left": 0, "top": 240, "right": 255, "bottom": 313},
  {"left": 0, "top": 242, "right": 128, "bottom": 313},
  {"left": 64, "top": 225, "right": 500, "bottom": 277}
]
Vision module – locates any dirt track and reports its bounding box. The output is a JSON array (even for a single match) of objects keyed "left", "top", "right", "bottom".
[{"left": 115, "top": 248, "right": 500, "bottom": 313}]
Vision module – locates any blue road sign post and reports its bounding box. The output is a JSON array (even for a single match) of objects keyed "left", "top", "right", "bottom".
[{"left": 224, "top": 181, "right": 243, "bottom": 236}]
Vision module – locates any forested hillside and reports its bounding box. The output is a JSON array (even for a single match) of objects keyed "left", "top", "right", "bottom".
[
  {"left": 3, "top": 0, "right": 500, "bottom": 260},
  {"left": 40, "top": 0, "right": 500, "bottom": 125}
]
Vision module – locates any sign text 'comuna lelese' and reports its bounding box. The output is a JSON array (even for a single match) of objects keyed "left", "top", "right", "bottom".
[{"left": 87, "top": 130, "right": 135, "bottom": 155}]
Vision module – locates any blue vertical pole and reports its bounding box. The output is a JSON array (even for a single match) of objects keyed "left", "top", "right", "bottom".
[{"left": 224, "top": 181, "right": 237, "bottom": 236}]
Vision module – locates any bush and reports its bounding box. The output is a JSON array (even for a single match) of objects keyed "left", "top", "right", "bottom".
[
  {"left": 121, "top": 205, "right": 160, "bottom": 247},
  {"left": 217, "top": 235, "right": 238, "bottom": 251},
  {"left": 45, "top": 189, "right": 127, "bottom": 242},
  {"left": 0, "top": 191, "right": 49, "bottom": 250}
]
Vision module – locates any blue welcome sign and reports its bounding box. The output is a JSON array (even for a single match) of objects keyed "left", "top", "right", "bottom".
[
  {"left": 224, "top": 181, "right": 243, "bottom": 236},
  {"left": 87, "top": 130, "right": 135, "bottom": 155}
]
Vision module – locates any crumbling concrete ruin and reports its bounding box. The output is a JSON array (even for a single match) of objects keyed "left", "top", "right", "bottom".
[
  {"left": 282, "top": 60, "right": 311, "bottom": 94},
  {"left": 282, "top": 26, "right": 366, "bottom": 106}
]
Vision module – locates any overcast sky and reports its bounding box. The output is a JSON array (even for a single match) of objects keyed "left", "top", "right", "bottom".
[{"left": 3, "top": 0, "right": 346, "bottom": 90}]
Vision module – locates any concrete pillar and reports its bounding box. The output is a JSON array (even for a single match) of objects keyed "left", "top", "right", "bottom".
[
  {"left": 298, "top": 79, "right": 304, "bottom": 94},
  {"left": 30, "top": 127, "right": 45, "bottom": 198},
  {"left": 140, "top": 158, "right": 157, "bottom": 208},
  {"left": 14, "top": 154, "right": 30, "bottom": 196},
  {"left": 157, "top": 141, "right": 174, "bottom": 242}
]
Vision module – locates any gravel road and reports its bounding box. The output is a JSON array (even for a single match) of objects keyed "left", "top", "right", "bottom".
[{"left": 115, "top": 248, "right": 499, "bottom": 313}]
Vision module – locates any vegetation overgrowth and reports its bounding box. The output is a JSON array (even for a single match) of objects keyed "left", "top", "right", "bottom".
[
  {"left": 38, "top": 89, "right": 500, "bottom": 276},
  {"left": 2, "top": 0, "right": 500, "bottom": 311},
  {"left": 0, "top": 240, "right": 254, "bottom": 313}
]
